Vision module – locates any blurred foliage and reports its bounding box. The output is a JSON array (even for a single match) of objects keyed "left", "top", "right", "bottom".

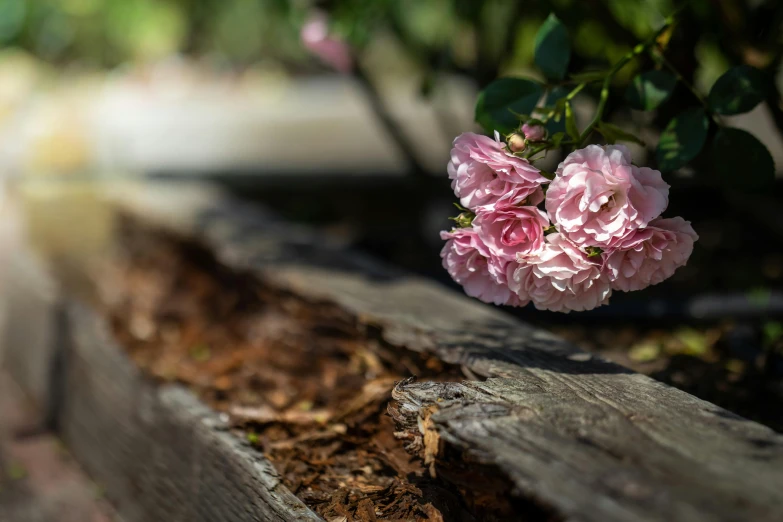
[
  {"left": 0, "top": 0, "right": 781, "bottom": 181},
  {"left": 0, "top": 0, "right": 308, "bottom": 65},
  {"left": 0, "top": 0, "right": 775, "bottom": 80}
]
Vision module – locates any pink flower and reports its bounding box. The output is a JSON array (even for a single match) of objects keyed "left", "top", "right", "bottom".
[
  {"left": 521, "top": 122, "right": 546, "bottom": 142},
  {"left": 509, "top": 233, "right": 611, "bottom": 312},
  {"left": 448, "top": 132, "right": 548, "bottom": 210},
  {"left": 301, "top": 14, "right": 353, "bottom": 73},
  {"left": 473, "top": 206, "right": 549, "bottom": 262},
  {"left": 606, "top": 217, "right": 698, "bottom": 292},
  {"left": 440, "top": 228, "right": 525, "bottom": 306},
  {"left": 546, "top": 145, "right": 669, "bottom": 249}
]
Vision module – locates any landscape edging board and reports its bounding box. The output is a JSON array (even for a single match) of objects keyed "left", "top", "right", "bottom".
[
  {"left": 110, "top": 181, "right": 783, "bottom": 522},
  {"left": 0, "top": 188, "right": 322, "bottom": 521},
  {"left": 2, "top": 180, "right": 783, "bottom": 522},
  {"left": 61, "top": 301, "right": 321, "bottom": 522}
]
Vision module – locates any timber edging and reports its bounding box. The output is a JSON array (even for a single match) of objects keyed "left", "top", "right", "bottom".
[{"left": 2, "top": 180, "right": 782, "bottom": 522}]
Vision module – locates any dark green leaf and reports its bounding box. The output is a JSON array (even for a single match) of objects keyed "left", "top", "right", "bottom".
[
  {"left": 708, "top": 65, "right": 768, "bottom": 115},
  {"left": 626, "top": 70, "right": 677, "bottom": 111},
  {"left": 475, "top": 78, "right": 543, "bottom": 134},
  {"left": 534, "top": 14, "right": 570, "bottom": 81},
  {"left": 564, "top": 101, "right": 579, "bottom": 141},
  {"left": 596, "top": 121, "right": 645, "bottom": 145},
  {"left": 549, "top": 131, "right": 566, "bottom": 148},
  {"left": 656, "top": 108, "right": 709, "bottom": 172},
  {"left": 544, "top": 86, "right": 568, "bottom": 134},
  {"left": 712, "top": 127, "right": 774, "bottom": 189}
]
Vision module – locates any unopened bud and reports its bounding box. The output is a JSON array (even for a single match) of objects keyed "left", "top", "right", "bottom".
[
  {"left": 521, "top": 122, "right": 547, "bottom": 142},
  {"left": 507, "top": 133, "right": 526, "bottom": 153},
  {"left": 449, "top": 211, "right": 475, "bottom": 228}
]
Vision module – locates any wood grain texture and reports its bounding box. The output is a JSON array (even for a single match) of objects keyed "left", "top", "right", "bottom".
[
  {"left": 109, "top": 181, "right": 783, "bottom": 522},
  {"left": 391, "top": 379, "right": 783, "bottom": 522}
]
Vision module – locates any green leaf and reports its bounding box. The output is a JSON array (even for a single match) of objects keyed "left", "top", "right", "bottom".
[
  {"left": 712, "top": 127, "right": 774, "bottom": 189},
  {"left": 596, "top": 121, "right": 645, "bottom": 145},
  {"left": 656, "top": 108, "right": 709, "bottom": 172},
  {"left": 549, "top": 131, "right": 566, "bottom": 148},
  {"left": 564, "top": 101, "right": 579, "bottom": 141},
  {"left": 708, "top": 65, "right": 768, "bottom": 115},
  {"left": 534, "top": 13, "right": 570, "bottom": 81},
  {"left": 544, "top": 86, "right": 568, "bottom": 134},
  {"left": 626, "top": 70, "right": 677, "bottom": 111},
  {"left": 475, "top": 78, "right": 543, "bottom": 134}
]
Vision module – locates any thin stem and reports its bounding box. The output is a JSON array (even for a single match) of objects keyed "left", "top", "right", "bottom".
[
  {"left": 578, "top": 76, "right": 612, "bottom": 145},
  {"left": 576, "top": 22, "right": 675, "bottom": 146},
  {"left": 538, "top": 111, "right": 555, "bottom": 124},
  {"left": 523, "top": 143, "right": 550, "bottom": 159},
  {"left": 654, "top": 51, "right": 709, "bottom": 110},
  {"left": 566, "top": 82, "right": 587, "bottom": 101}
]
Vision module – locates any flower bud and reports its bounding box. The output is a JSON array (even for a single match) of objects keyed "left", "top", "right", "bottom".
[
  {"left": 521, "top": 122, "right": 547, "bottom": 142},
  {"left": 450, "top": 211, "right": 475, "bottom": 228},
  {"left": 507, "top": 133, "right": 526, "bottom": 153}
]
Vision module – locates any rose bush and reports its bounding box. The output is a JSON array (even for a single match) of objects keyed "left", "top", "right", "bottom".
[{"left": 441, "top": 140, "right": 697, "bottom": 313}]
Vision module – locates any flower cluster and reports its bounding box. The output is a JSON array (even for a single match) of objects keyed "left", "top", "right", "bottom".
[{"left": 441, "top": 130, "right": 698, "bottom": 312}]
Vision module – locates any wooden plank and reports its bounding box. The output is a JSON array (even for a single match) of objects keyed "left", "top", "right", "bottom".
[
  {"left": 0, "top": 189, "right": 321, "bottom": 522},
  {"left": 109, "top": 181, "right": 783, "bottom": 522},
  {"left": 391, "top": 379, "right": 783, "bottom": 522},
  {"left": 60, "top": 300, "right": 321, "bottom": 522},
  {"left": 1, "top": 234, "right": 63, "bottom": 421}
]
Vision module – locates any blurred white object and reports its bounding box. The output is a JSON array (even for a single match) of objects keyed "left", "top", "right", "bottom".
[
  {"left": 0, "top": 56, "right": 479, "bottom": 178},
  {"left": 90, "top": 61, "right": 477, "bottom": 176}
]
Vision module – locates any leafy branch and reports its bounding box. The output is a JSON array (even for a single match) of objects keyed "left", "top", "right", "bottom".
[{"left": 473, "top": 11, "right": 775, "bottom": 189}]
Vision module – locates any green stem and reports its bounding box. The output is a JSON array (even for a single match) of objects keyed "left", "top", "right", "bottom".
[
  {"left": 523, "top": 143, "right": 550, "bottom": 159},
  {"left": 578, "top": 76, "right": 612, "bottom": 146},
  {"left": 654, "top": 51, "right": 709, "bottom": 110},
  {"left": 566, "top": 82, "right": 587, "bottom": 101},
  {"left": 576, "top": 22, "right": 674, "bottom": 146}
]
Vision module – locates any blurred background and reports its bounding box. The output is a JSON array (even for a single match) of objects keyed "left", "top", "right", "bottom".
[{"left": 0, "top": 0, "right": 781, "bottom": 429}]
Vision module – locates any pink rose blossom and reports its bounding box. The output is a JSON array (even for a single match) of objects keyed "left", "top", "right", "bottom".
[
  {"left": 509, "top": 233, "right": 611, "bottom": 312},
  {"left": 473, "top": 206, "right": 549, "bottom": 262},
  {"left": 521, "top": 122, "right": 546, "bottom": 142},
  {"left": 440, "top": 228, "right": 525, "bottom": 306},
  {"left": 448, "top": 132, "right": 548, "bottom": 209},
  {"left": 546, "top": 144, "right": 669, "bottom": 249},
  {"left": 301, "top": 14, "right": 353, "bottom": 73},
  {"left": 606, "top": 217, "right": 698, "bottom": 292}
]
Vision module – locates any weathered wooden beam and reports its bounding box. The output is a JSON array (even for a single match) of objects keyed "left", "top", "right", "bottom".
[
  {"left": 0, "top": 185, "right": 322, "bottom": 522},
  {"left": 61, "top": 301, "right": 322, "bottom": 522},
  {"left": 108, "top": 181, "right": 783, "bottom": 522},
  {"left": 4, "top": 180, "right": 783, "bottom": 522},
  {"left": 391, "top": 379, "right": 783, "bottom": 522}
]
